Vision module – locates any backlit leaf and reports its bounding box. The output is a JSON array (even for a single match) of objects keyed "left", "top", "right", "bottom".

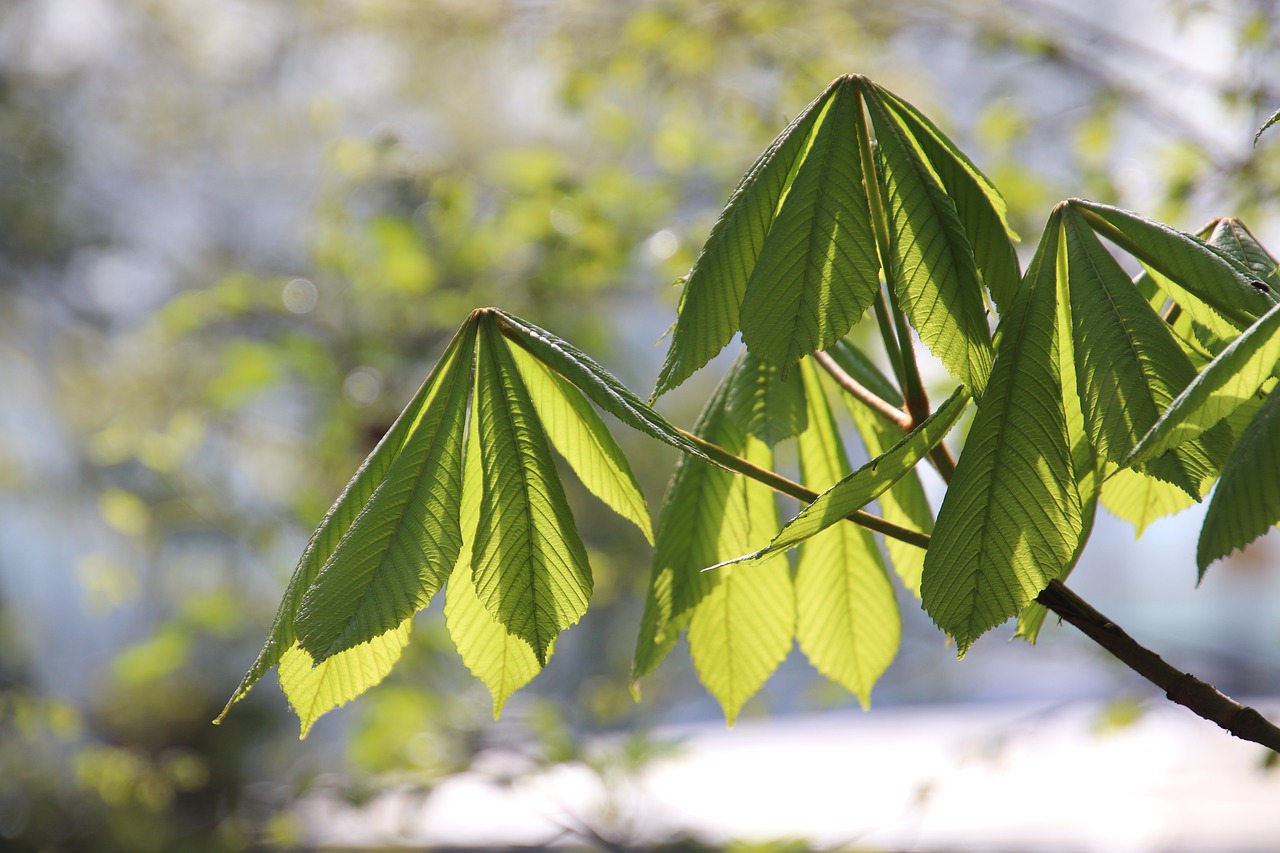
[
  {"left": 508, "top": 342, "right": 653, "bottom": 544},
  {"left": 923, "top": 212, "right": 1084, "bottom": 654},
  {"left": 1071, "top": 200, "right": 1276, "bottom": 330},
  {"left": 446, "top": 418, "right": 544, "bottom": 717},
  {"left": 1126, "top": 302, "right": 1280, "bottom": 469},
  {"left": 739, "top": 79, "right": 881, "bottom": 371},
  {"left": 873, "top": 82, "right": 1021, "bottom": 311},
  {"left": 471, "top": 322, "right": 591, "bottom": 664},
  {"left": 1199, "top": 388, "right": 1280, "bottom": 574},
  {"left": 1062, "top": 205, "right": 1225, "bottom": 498},
  {"left": 277, "top": 618, "right": 412, "bottom": 739},
  {"left": 686, "top": 431, "right": 792, "bottom": 725},
  {"left": 827, "top": 340, "right": 934, "bottom": 595},
  {"left": 653, "top": 82, "right": 841, "bottom": 397},
  {"left": 292, "top": 321, "right": 475, "bottom": 663},
  {"left": 865, "top": 88, "right": 993, "bottom": 396},
  {"left": 794, "top": 359, "right": 898, "bottom": 705},
  {"left": 1100, "top": 465, "right": 1195, "bottom": 538},
  {"left": 716, "top": 385, "right": 968, "bottom": 568},
  {"left": 726, "top": 350, "right": 808, "bottom": 445}
]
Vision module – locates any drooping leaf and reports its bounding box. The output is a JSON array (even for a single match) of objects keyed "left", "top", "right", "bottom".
[
  {"left": 1071, "top": 200, "right": 1277, "bottom": 330},
  {"left": 1125, "top": 302, "right": 1280, "bottom": 469},
  {"left": 1100, "top": 465, "right": 1195, "bottom": 538},
  {"left": 923, "top": 212, "right": 1084, "bottom": 654},
  {"left": 827, "top": 340, "right": 934, "bottom": 595},
  {"left": 872, "top": 82, "right": 1021, "bottom": 311},
  {"left": 738, "top": 79, "right": 881, "bottom": 371},
  {"left": 715, "top": 385, "right": 969, "bottom": 568},
  {"left": 1198, "top": 388, "right": 1280, "bottom": 574},
  {"left": 864, "top": 87, "right": 993, "bottom": 396},
  {"left": 446, "top": 418, "right": 544, "bottom": 717},
  {"left": 1062, "top": 205, "right": 1225, "bottom": 499},
  {"left": 471, "top": 322, "right": 591, "bottom": 664},
  {"left": 794, "top": 359, "right": 898, "bottom": 705},
  {"left": 1017, "top": 228, "right": 1100, "bottom": 643},
  {"left": 507, "top": 342, "right": 653, "bottom": 544},
  {"left": 633, "top": 356, "right": 793, "bottom": 713},
  {"left": 652, "top": 81, "right": 842, "bottom": 398},
  {"left": 277, "top": 617, "right": 413, "bottom": 739},
  {"left": 686, "top": 431, "right": 792, "bottom": 725},
  {"left": 291, "top": 319, "right": 475, "bottom": 663},
  {"left": 493, "top": 309, "right": 710, "bottom": 463},
  {"left": 1255, "top": 107, "right": 1280, "bottom": 147},
  {"left": 632, "top": 365, "right": 742, "bottom": 685},
  {"left": 726, "top": 350, "right": 808, "bottom": 445}
]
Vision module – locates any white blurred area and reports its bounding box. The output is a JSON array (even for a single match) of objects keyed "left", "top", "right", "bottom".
[{"left": 305, "top": 701, "right": 1280, "bottom": 852}]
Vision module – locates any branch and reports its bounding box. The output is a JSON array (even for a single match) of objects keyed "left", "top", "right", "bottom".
[
  {"left": 812, "top": 349, "right": 913, "bottom": 431},
  {"left": 1036, "top": 579, "right": 1280, "bottom": 753},
  {"left": 674, "top": 428, "right": 932, "bottom": 549}
]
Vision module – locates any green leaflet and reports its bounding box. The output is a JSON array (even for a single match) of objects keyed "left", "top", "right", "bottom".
[
  {"left": 686, "top": 430, "right": 792, "bottom": 725},
  {"left": 652, "top": 81, "right": 840, "bottom": 398},
  {"left": 714, "top": 385, "right": 969, "bottom": 569},
  {"left": 1255, "top": 107, "right": 1280, "bottom": 146},
  {"left": 471, "top": 322, "right": 592, "bottom": 665},
  {"left": 633, "top": 356, "right": 795, "bottom": 723},
  {"left": 923, "top": 213, "right": 1084, "bottom": 654},
  {"left": 794, "top": 359, "right": 899, "bottom": 706},
  {"left": 726, "top": 350, "right": 808, "bottom": 445},
  {"left": 446, "top": 417, "right": 545, "bottom": 717},
  {"left": 1100, "top": 465, "right": 1195, "bottom": 538},
  {"left": 1017, "top": 226, "right": 1100, "bottom": 643},
  {"left": 1126, "top": 302, "right": 1280, "bottom": 470},
  {"left": 291, "top": 320, "right": 474, "bottom": 663},
  {"left": 738, "top": 79, "right": 881, "bottom": 372},
  {"left": 1206, "top": 218, "right": 1279, "bottom": 284},
  {"left": 1199, "top": 388, "right": 1280, "bottom": 574},
  {"left": 277, "top": 617, "right": 413, "bottom": 739},
  {"left": 872, "top": 83, "right": 1022, "bottom": 312},
  {"left": 1062, "top": 206, "right": 1225, "bottom": 499},
  {"left": 507, "top": 342, "right": 653, "bottom": 544},
  {"left": 632, "top": 361, "right": 750, "bottom": 685},
  {"left": 494, "top": 309, "right": 708, "bottom": 463},
  {"left": 864, "top": 87, "right": 993, "bottom": 397},
  {"left": 827, "top": 340, "right": 934, "bottom": 595},
  {"left": 1071, "top": 200, "right": 1276, "bottom": 330}
]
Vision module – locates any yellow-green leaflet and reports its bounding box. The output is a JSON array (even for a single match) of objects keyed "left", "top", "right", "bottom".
[
  {"left": 508, "top": 341, "right": 653, "bottom": 544},
  {"left": 793, "top": 359, "right": 899, "bottom": 706},
  {"left": 446, "top": 409, "right": 546, "bottom": 717}
]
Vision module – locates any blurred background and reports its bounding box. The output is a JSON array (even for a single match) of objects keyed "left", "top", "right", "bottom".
[{"left": 2, "top": 0, "right": 1280, "bottom": 850}]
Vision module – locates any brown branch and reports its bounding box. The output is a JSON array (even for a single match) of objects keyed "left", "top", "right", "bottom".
[
  {"left": 1036, "top": 579, "right": 1280, "bottom": 753},
  {"left": 813, "top": 350, "right": 913, "bottom": 431}
]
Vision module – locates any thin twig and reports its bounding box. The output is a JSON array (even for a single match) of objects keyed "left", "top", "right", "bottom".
[
  {"left": 1036, "top": 579, "right": 1280, "bottom": 753},
  {"left": 675, "top": 428, "right": 932, "bottom": 550},
  {"left": 813, "top": 349, "right": 913, "bottom": 431}
]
